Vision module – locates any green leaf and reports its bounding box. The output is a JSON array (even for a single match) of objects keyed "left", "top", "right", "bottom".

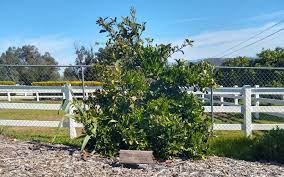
[
  {"left": 81, "top": 135, "right": 92, "bottom": 151},
  {"left": 109, "top": 119, "right": 118, "bottom": 123}
]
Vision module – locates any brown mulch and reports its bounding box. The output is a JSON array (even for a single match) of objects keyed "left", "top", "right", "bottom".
[{"left": 0, "top": 135, "right": 283, "bottom": 177}]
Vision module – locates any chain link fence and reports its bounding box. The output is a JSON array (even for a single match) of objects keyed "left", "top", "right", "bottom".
[
  {"left": 0, "top": 64, "right": 284, "bottom": 139},
  {"left": 0, "top": 64, "right": 99, "bottom": 85},
  {"left": 0, "top": 65, "right": 98, "bottom": 140},
  {"left": 211, "top": 66, "right": 284, "bottom": 136}
]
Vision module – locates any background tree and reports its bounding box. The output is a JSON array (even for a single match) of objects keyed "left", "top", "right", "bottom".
[
  {"left": 215, "top": 56, "right": 256, "bottom": 86},
  {"left": 63, "top": 45, "right": 118, "bottom": 81},
  {"left": 63, "top": 67, "right": 78, "bottom": 80},
  {"left": 255, "top": 47, "right": 284, "bottom": 67},
  {"left": 254, "top": 47, "right": 284, "bottom": 86},
  {"left": 0, "top": 45, "right": 60, "bottom": 85},
  {"left": 63, "top": 46, "right": 101, "bottom": 81},
  {"left": 215, "top": 47, "right": 284, "bottom": 87}
]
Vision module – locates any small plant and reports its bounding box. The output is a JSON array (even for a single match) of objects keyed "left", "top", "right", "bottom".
[
  {"left": 0, "top": 126, "right": 7, "bottom": 135},
  {"left": 252, "top": 127, "right": 284, "bottom": 163}
]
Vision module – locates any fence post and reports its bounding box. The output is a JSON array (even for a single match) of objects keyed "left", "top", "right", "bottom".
[
  {"left": 36, "top": 92, "right": 40, "bottom": 102},
  {"left": 234, "top": 85, "right": 238, "bottom": 105},
  {"left": 7, "top": 92, "right": 11, "bottom": 102},
  {"left": 254, "top": 85, "right": 259, "bottom": 119},
  {"left": 63, "top": 84, "right": 77, "bottom": 139},
  {"left": 243, "top": 85, "right": 252, "bottom": 137},
  {"left": 210, "top": 66, "right": 214, "bottom": 124},
  {"left": 220, "top": 86, "right": 224, "bottom": 106}
]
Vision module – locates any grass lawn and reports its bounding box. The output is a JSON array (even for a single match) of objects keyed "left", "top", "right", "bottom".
[
  {"left": 209, "top": 131, "right": 258, "bottom": 161},
  {"left": 0, "top": 126, "right": 83, "bottom": 147},
  {"left": 0, "top": 109, "right": 64, "bottom": 120},
  {"left": 214, "top": 113, "right": 284, "bottom": 124},
  {"left": 209, "top": 113, "right": 284, "bottom": 161},
  {"left": 0, "top": 108, "right": 83, "bottom": 147}
]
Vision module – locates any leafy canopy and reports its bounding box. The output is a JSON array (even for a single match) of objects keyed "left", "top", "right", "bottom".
[
  {"left": 216, "top": 47, "right": 284, "bottom": 87},
  {"left": 75, "top": 8, "right": 214, "bottom": 159},
  {"left": 0, "top": 45, "right": 60, "bottom": 85}
]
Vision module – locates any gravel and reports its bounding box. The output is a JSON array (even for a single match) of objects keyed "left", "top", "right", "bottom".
[{"left": 0, "top": 135, "right": 283, "bottom": 177}]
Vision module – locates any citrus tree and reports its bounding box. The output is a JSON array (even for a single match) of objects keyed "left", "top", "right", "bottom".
[{"left": 75, "top": 8, "right": 214, "bottom": 159}]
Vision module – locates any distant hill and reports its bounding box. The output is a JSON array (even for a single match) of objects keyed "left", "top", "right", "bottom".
[
  {"left": 194, "top": 58, "right": 232, "bottom": 66},
  {"left": 197, "top": 57, "right": 257, "bottom": 66},
  {"left": 203, "top": 58, "right": 230, "bottom": 65}
]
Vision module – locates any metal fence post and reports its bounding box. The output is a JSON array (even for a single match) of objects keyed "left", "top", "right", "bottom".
[
  {"left": 243, "top": 85, "right": 252, "bottom": 137},
  {"left": 220, "top": 85, "right": 224, "bottom": 106},
  {"left": 254, "top": 85, "right": 259, "bottom": 119},
  {"left": 63, "top": 84, "right": 77, "bottom": 139},
  {"left": 80, "top": 65, "right": 86, "bottom": 100},
  {"left": 210, "top": 66, "right": 214, "bottom": 127},
  {"left": 201, "top": 93, "right": 205, "bottom": 103}
]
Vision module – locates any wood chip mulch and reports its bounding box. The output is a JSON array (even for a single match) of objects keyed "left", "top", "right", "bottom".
[{"left": 0, "top": 135, "right": 283, "bottom": 177}]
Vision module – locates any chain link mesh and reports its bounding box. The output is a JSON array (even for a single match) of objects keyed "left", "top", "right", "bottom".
[
  {"left": 1, "top": 65, "right": 284, "bottom": 138},
  {"left": 212, "top": 67, "right": 284, "bottom": 135},
  {"left": 0, "top": 65, "right": 96, "bottom": 139}
]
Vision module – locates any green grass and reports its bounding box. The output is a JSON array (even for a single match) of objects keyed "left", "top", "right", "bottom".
[
  {"left": 208, "top": 131, "right": 256, "bottom": 161},
  {"left": 214, "top": 113, "right": 284, "bottom": 124},
  {"left": 209, "top": 113, "right": 284, "bottom": 161},
  {"left": 254, "top": 113, "right": 284, "bottom": 124},
  {"left": 0, "top": 109, "right": 64, "bottom": 120},
  {"left": 0, "top": 108, "right": 82, "bottom": 147},
  {"left": 0, "top": 126, "right": 83, "bottom": 147}
]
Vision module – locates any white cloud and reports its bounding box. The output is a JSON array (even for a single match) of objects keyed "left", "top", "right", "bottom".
[
  {"left": 0, "top": 35, "right": 75, "bottom": 65},
  {"left": 170, "top": 17, "right": 206, "bottom": 25},
  {"left": 169, "top": 22, "right": 284, "bottom": 61},
  {"left": 248, "top": 10, "right": 284, "bottom": 22}
]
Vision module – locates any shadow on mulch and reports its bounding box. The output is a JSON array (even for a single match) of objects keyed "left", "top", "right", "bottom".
[{"left": 27, "top": 140, "right": 78, "bottom": 156}]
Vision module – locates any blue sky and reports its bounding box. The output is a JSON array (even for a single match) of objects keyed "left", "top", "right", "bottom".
[{"left": 0, "top": 0, "right": 284, "bottom": 64}]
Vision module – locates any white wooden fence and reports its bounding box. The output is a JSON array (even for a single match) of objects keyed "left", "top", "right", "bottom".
[
  {"left": 189, "top": 85, "right": 284, "bottom": 136},
  {"left": 0, "top": 85, "right": 102, "bottom": 101},
  {"left": 0, "top": 84, "right": 101, "bottom": 138},
  {"left": 1, "top": 85, "right": 284, "bottom": 138}
]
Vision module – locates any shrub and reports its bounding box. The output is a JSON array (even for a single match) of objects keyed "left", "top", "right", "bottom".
[
  {"left": 32, "top": 81, "right": 102, "bottom": 86},
  {"left": 0, "top": 81, "right": 16, "bottom": 85},
  {"left": 252, "top": 127, "right": 284, "bottom": 163},
  {"left": 74, "top": 9, "right": 214, "bottom": 159}
]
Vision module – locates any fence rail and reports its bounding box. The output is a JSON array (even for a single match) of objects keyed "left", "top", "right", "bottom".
[
  {"left": 0, "top": 85, "right": 102, "bottom": 101},
  {"left": 191, "top": 85, "right": 284, "bottom": 136},
  {"left": 1, "top": 84, "right": 284, "bottom": 138},
  {"left": 0, "top": 84, "right": 89, "bottom": 138}
]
